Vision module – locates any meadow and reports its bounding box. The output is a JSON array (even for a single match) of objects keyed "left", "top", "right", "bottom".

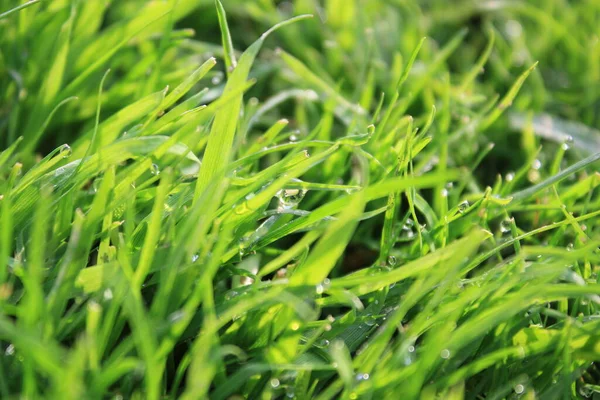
[{"left": 0, "top": 0, "right": 599, "bottom": 398}]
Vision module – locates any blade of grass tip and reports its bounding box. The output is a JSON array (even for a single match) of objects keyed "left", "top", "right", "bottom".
[
  {"left": 145, "top": 57, "right": 216, "bottom": 126},
  {"left": 23, "top": 2, "right": 75, "bottom": 143},
  {"left": 509, "top": 151, "right": 600, "bottom": 203},
  {"left": 277, "top": 49, "right": 364, "bottom": 117},
  {"left": 61, "top": 9, "right": 172, "bottom": 99},
  {"left": 480, "top": 61, "right": 538, "bottom": 131},
  {"left": 397, "top": 37, "right": 427, "bottom": 89},
  {"left": 193, "top": 14, "right": 312, "bottom": 204},
  {"left": 371, "top": 37, "right": 425, "bottom": 144},
  {"left": 459, "top": 27, "right": 495, "bottom": 91},
  {"left": 0, "top": 136, "right": 23, "bottom": 171},
  {"left": 71, "top": 69, "right": 110, "bottom": 180},
  {"left": 290, "top": 191, "right": 365, "bottom": 285},
  {"left": 215, "top": 0, "right": 237, "bottom": 74},
  {"left": 0, "top": 194, "right": 13, "bottom": 284},
  {"left": 23, "top": 96, "right": 79, "bottom": 154},
  {"left": 0, "top": 0, "right": 42, "bottom": 20},
  {"left": 133, "top": 168, "right": 173, "bottom": 290}
]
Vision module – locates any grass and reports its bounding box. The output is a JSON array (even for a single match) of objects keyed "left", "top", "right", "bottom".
[{"left": 0, "top": 0, "right": 599, "bottom": 398}]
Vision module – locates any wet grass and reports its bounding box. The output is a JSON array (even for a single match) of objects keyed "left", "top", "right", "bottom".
[{"left": 0, "top": 0, "right": 599, "bottom": 398}]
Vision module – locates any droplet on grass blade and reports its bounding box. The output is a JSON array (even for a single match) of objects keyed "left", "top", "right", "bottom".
[{"left": 59, "top": 144, "right": 72, "bottom": 158}]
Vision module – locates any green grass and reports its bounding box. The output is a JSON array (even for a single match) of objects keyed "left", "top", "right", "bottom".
[{"left": 0, "top": 0, "right": 599, "bottom": 398}]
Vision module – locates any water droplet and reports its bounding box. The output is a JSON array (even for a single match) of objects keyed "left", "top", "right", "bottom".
[
  {"left": 532, "top": 159, "right": 542, "bottom": 170},
  {"left": 286, "top": 386, "right": 295, "bottom": 398},
  {"left": 514, "top": 384, "right": 525, "bottom": 394},
  {"left": 191, "top": 253, "right": 199, "bottom": 263},
  {"left": 59, "top": 144, "right": 72, "bottom": 158},
  {"left": 168, "top": 310, "right": 185, "bottom": 323},
  {"left": 457, "top": 200, "right": 469, "bottom": 214},
  {"left": 567, "top": 243, "right": 574, "bottom": 252},
  {"left": 500, "top": 218, "right": 512, "bottom": 234},
  {"left": 364, "top": 314, "right": 377, "bottom": 327},
  {"left": 387, "top": 255, "right": 397, "bottom": 266},
  {"left": 239, "top": 276, "right": 254, "bottom": 286},
  {"left": 5, "top": 344, "right": 15, "bottom": 356},
  {"left": 445, "top": 182, "right": 454, "bottom": 190},
  {"left": 290, "top": 321, "right": 300, "bottom": 331},
  {"left": 211, "top": 72, "right": 223, "bottom": 85},
  {"left": 270, "top": 378, "right": 280, "bottom": 388},
  {"left": 225, "top": 291, "right": 238, "bottom": 301},
  {"left": 150, "top": 163, "right": 160, "bottom": 176},
  {"left": 565, "top": 135, "right": 574, "bottom": 143},
  {"left": 315, "top": 284, "right": 324, "bottom": 294},
  {"left": 561, "top": 142, "right": 570, "bottom": 151},
  {"left": 441, "top": 188, "right": 449, "bottom": 198},
  {"left": 355, "top": 373, "right": 370, "bottom": 381},
  {"left": 103, "top": 288, "right": 113, "bottom": 301},
  {"left": 317, "top": 339, "right": 330, "bottom": 348},
  {"left": 277, "top": 189, "right": 307, "bottom": 209},
  {"left": 408, "top": 345, "right": 415, "bottom": 353},
  {"left": 528, "top": 169, "right": 540, "bottom": 183},
  {"left": 290, "top": 134, "right": 298, "bottom": 142},
  {"left": 440, "top": 349, "right": 451, "bottom": 359},
  {"left": 506, "top": 172, "right": 515, "bottom": 182},
  {"left": 505, "top": 19, "right": 523, "bottom": 39}
]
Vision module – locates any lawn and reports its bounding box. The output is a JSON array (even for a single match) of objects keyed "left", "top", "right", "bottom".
[{"left": 0, "top": 0, "right": 599, "bottom": 398}]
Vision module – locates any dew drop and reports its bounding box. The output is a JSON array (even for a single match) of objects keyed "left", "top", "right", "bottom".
[
  {"left": 500, "top": 218, "right": 512, "bottom": 234},
  {"left": 315, "top": 284, "right": 324, "bottom": 295},
  {"left": 566, "top": 243, "right": 574, "bottom": 252},
  {"left": 355, "top": 373, "right": 370, "bottom": 381},
  {"left": 457, "top": 200, "right": 469, "bottom": 213},
  {"left": 440, "top": 349, "right": 451, "bottom": 359},
  {"left": 364, "top": 314, "right": 377, "bottom": 327},
  {"left": 441, "top": 188, "right": 449, "bottom": 198},
  {"left": 532, "top": 159, "right": 542, "bottom": 170},
  {"left": 505, "top": 172, "right": 515, "bottom": 182},
  {"left": 150, "top": 163, "right": 160, "bottom": 176},
  {"left": 286, "top": 387, "right": 295, "bottom": 399},
  {"left": 317, "top": 339, "right": 330, "bottom": 348},
  {"left": 387, "top": 255, "right": 397, "bottom": 266},
  {"left": 103, "top": 288, "right": 113, "bottom": 301},
  {"left": 276, "top": 189, "right": 307, "bottom": 209},
  {"left": 514, "top": 384, "right": 525, "bottom": 394},
  {"left": 225, "top": 291, "right": 238, "bottom": 301},
  {"left": 59, "top": 144, "right": 72, "bottom": 158},
  {"left": 290, "top": 321, "right": 300, "bottom": 331},
  {"left": 168, "top": 310, "right": 185, "bottom": 323},
  {"left": 211, "top": 72, "right": 223, "bottom": 85},
  {"left": 270, "top": 378, "right": 280, "bottom": 388},
  {"left": 5, "top": 344, "right": 15, "bottom": 356},
  {"left": 565, "top": 135, "right": 574, "bottom": 143},
  {"left": 191, "top": 253, "right": 199, "bottom": 263}
]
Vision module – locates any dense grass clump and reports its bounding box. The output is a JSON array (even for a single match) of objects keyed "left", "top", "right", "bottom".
[{"left": 0, "top": 0, "right": 599, "bottom": 398}]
